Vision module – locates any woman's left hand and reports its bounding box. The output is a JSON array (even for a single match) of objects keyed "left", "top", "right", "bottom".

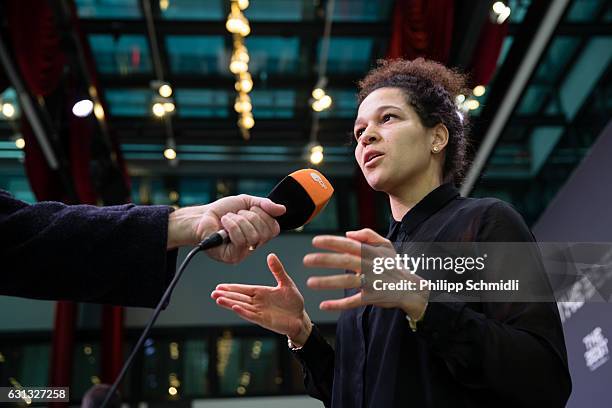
[{"left": 303, "top": 228, "right": 429, "bottom": 320}]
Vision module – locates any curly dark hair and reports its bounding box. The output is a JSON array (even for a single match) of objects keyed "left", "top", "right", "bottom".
[{"left": 357, "top": 58, "right": 471, "bottom": 184}]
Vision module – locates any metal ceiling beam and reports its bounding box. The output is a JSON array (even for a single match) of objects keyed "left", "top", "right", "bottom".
[
  {"left": 99, "top": 73, "right": 360, "bottom": 89},
  {"left": 508, "top": 22, "right": 612, "bottom": 36},
  {"left": 80, "top": 19, "right": 390, "bottom": 37}
]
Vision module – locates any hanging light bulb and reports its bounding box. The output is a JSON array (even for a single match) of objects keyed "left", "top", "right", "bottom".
[
  {"left": 239, "top": 113, "right": 254, "bottom": 129},
  {"left": 226, "top": 3, "right": 250, "bottom": 36},
  {"left": 2, "top": 103, "right": 16, "bottom": 118},
  {"left": 473, "top": 85, "right": 486, "bottom": 97},
  {"left": 15, "top": 137, "right": 25, "bottom": 149},
  {"left": 237, "top": 0, "right": 249, "bottom": 10},
  {"left": 235, "top": 72, "right": 253, "bottom": 93},
  {"left": 309, "top": 144, "right": 324, "bottom": 165},
  {"left": 312, "top": 88, "right": 325, "bottom": 100},
  {"left": 163, "top": 102, "right": 175, "bottom": 113},
  {"left": 164, "top": 147, "right": 177, "bottom": 160},
  {"left": 234, "top": 93, "right": 252, "bottom": 113},
  {"left": 159, "top": 84, "right": 173, "bottom": 98},
  {"left": 152, "top": 102, "right": 166, "bottom": 117},
  {"left": 318, "top": 95, "right": 332, "bottom": 109},
  {"left": 466, "top": 99, "right": 480, "bottom": 110},
  {"left": 229, "top": 46, "right": 249, "bottom": 74}
]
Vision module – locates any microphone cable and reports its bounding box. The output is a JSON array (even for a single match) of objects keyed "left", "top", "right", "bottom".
[{"left": 99, "top": 231, "right": 228, "bottom": 408}]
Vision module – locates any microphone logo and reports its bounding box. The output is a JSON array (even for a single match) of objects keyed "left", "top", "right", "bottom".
[{"left": 310, "top": 172, "right": 328, "bottom": 189}]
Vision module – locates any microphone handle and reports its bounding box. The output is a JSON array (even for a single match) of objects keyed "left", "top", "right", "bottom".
[{"left": 198, "top": 229, "right": 229, "bottom": 250}]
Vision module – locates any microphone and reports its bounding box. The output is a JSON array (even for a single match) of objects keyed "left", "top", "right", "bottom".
[
  {"left": 99, "top": 169, "right": 333, "bottom": 407},
  {"left": 199, "top": 168, "right": 334, "bottom": 249}
]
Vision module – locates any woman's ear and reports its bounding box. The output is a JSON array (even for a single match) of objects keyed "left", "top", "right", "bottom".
[{"left": 431, "top": 123, "right": 449, "bottom": 153}]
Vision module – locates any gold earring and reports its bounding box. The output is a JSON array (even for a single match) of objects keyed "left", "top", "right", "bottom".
[{"left": 433, "top": 146, "right": 439, "bottom": 153}]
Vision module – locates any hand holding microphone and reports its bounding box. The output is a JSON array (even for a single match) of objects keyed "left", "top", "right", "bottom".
[{"left": 167, "top": 194, "right": 286, "bottom": 264}]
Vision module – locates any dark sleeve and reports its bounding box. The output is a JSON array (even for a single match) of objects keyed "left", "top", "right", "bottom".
[
  {"left": 417, "top": 201, "right": 572, "bottom": 407},
  {"left": 0, "top": 189, "right": 178, "bottom": 307},
  {"left": 291, "top": 325, "right": 335, "bottom": 407}
]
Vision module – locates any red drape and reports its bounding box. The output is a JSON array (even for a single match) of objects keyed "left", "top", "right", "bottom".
[
  {"left": 387, "top": 0, "right": 454, "bottom": 63},
  {"left": 6, "top": 0, "right": 65, "bottom": 97},
  {"left": 468, "top": 20, "right": 509, "bottom": 87}
]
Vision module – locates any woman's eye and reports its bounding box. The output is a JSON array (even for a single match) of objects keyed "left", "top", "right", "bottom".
[
  {"left": 355, "top": 129, "right": 364, "bottom": 138},
  {"left": 382, "top": 114, "right": 395, "bottom": 123}
]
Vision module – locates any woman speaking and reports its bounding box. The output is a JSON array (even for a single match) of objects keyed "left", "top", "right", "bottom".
[{"left": 211, "top": 58, "right": 571, "bottom": 408}]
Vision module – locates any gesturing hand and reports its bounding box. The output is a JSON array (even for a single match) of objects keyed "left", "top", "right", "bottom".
[
  {"left": 304, "top": 228, "right": 429, "bottom": 320},
  {"left": 211, "top": 253, "right": 313, "bottom": 346}
]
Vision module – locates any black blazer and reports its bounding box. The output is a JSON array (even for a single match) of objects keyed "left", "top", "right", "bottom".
[
  {"left": 0, "top": 189, "right": 177, "bottom": 307},
  {"left": 292, "top": 183, "right": 571, "bottom": 408}
]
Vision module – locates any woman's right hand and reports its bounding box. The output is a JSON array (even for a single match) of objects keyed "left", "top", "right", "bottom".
[{"left": 211, "top": 253, "right": 313, "bottom": 347}]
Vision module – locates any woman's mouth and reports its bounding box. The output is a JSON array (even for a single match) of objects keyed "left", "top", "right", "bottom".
[{"left": 364, "top": 152, "right": 384, "bottom": 168}]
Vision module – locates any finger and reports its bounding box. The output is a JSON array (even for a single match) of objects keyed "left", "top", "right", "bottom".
[
  {"left": 240, "top": 195, "right": 286, "bottom": 217},
  {"left": 220, "top": 213, "right": 247, "bottom": 248},
  {"left": 250, "top": 206, "right": 281, "bottom": 238},
  {"left": 311, "top": 235, "right": 362, "bottom": 256},
  {"left": 319, "top": 293, "right": 364, "bottom": 311},
  {"left": 238, "top": 209, "right": 272, "bottom": 244},
  {"left": 267, "top": 253, "right": 294, "bottom": 286},
  {"left": 307, "top": 274, "right": 361, "bottom": 290},
  {"left": 229, "top": 212, "right": 260, "bottom": 246},
  {"left": 303, "top": 252, "right": 361, "bottom": 272},
  {"left": 216, "top": 297, "right": 258, "bottom": 313},
  {"left": 346, "top": 228, "right": 390, "bottom": 245},
  {"left": 215, "top": 283, "right": 259, "bottom": 296},
  {"left": 211, "top": 289, "right": 252, "bottom": 304},
  {"left": 232, "top": 304, "right": 262, "bottom": 324}
]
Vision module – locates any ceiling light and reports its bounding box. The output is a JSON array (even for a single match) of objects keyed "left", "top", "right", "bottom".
[
  {"left": 473, "top": 85, "right": 486, "bottom": 97},
  {"left": 234, "top": 94, "right": 252, "bottom": 113},
  {"left": 159, "top": 84, "right": 173, "bottom": 98},
  {"left": 2, "top": 103, "right": 16, "bottom": 118},
  {"left": 15, "top": 137, "right": 25, "bottom": 149},
  {"left": 237, "top": 0, "right": 249, "bottom": 10},
  {"left": 466, "top": 99, "right": 480, "bottom": 110},
  {"left": 163, "top": 147, "right": 177, "bottom": 160},
  {"left": 239, "top": 113, "right": 254, "bottom": 129},
  {"left": 226, "top": 3, "right": 250, "bottom": 36},
  {"left": 163, "top": 102, "right": 175, "bottom": 112},
  {"left": 152, "top": 103, "right": 166, "bottom": 117},
  {"left": 72, "top": 99, "right": 94, "bottom": 117},
  {"left": 492, "top": 1, "right": 506, "bottom": 14},
  {"left": 235, "top": 72, "right": 253, "bottom": 93},
  {"left": 318, "top": 95, "right": 332, "bottom": 109},
  {"left": 309, "top": 144, "right": 324, "bottom": 165},
  {"left": 312, "top": 88, "right": 325, "bottom": 100}
]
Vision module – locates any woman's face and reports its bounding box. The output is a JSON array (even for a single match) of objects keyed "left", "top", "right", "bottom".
[{"left": 354, "top": 87, "right": 436, "bottom": 194}]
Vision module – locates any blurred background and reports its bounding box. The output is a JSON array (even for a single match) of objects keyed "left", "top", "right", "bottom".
[{"left": 0, "top": 0, "right": 610, "bottom": 406}]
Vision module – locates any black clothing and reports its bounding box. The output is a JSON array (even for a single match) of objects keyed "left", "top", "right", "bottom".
[
  {"left": 293, "top": 183, "right": 571, "bottom": 407},
  {"left": 1, "top": 189, "right": 177, "bottom": 307}
]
